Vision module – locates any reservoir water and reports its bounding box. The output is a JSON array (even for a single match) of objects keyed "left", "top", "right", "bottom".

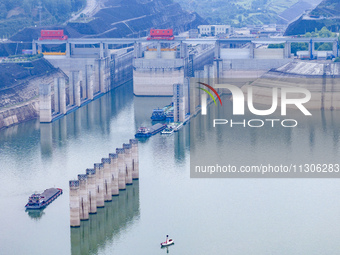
[{"left": 1, "top": 81, "right": 340, "bottom": 254}]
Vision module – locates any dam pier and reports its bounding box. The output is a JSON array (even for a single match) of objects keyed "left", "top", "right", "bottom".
[{"left": 69, "top": 139, "right": 139, "bottom": 228}]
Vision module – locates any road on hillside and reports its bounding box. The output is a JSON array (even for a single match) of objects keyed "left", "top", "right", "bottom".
[{"left": 66, "top": 0, "right": 100, "bottom": 23}]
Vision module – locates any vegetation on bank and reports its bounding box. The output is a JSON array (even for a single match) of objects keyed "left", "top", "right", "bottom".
[
  {"left": 310, "top": 0, "right": 340, "bottom": 17},
  {"left": 0, "top": 0, "right": 85, "bottom": 38},
  {"left": 2, "top": 53, "right": 43, "bottom": 62},
  {"left": 268, "top": 27, "right": 339, "bottom": 54},
  {"left": 175, "top": 0, "right": 301, "bottom": 27}
]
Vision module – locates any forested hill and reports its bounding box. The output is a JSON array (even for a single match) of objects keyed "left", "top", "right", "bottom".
[
  {"left": 0, "top": 0, "right": 85, "bottom": 38},
  {"left": 1, "top": 0, "right": 206, "bottom": 56},
  {"left": 174, "top": 0, "right": 322, "bottom": 27},
  {"left": 285, "top": 0, "right": 340, "bottom": 35}
]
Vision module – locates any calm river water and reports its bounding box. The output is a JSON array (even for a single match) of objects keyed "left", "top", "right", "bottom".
[{"left": 1, "top": 81, "right": 340, "bottom": 255}]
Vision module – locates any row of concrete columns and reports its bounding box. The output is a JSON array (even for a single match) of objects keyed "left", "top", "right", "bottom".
[
  {"left": 310, "top": 40, "right": 338, "bottom": 58},
  {"left": 40, "top": 77, "right": 69, "bottom": 123},
  {"left": 70, "top": 180, "right": 140, "bottom": 255},
  {"left": 172, "top": 62, "right": 221, "bottom": 121},
  {"left": 69, "top": 139, "right": 139, "bottom": 227},
  {"left": 39, "top": 60, "right": 110, "bottom": 123},
  {"left": 191, "top": 63, "right": 220, "bottom": 116}
]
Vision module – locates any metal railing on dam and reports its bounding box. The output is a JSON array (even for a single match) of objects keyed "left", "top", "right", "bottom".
[{"left": 32, "top": 36, "right": 339, "bottom": 46}]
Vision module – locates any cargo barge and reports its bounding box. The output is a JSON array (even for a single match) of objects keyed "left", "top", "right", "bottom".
[
  {"left": 135, "top": 123, "right": 167, "bottom": 138},
  {"left": 151, "top": 104, "right": 173, "bottom": 121},
  {"left": 25, "top": 188, "right": 63, "bottom": 210}
]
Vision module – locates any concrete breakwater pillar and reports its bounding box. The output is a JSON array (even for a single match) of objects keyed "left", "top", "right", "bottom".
[
  {"left": 203, "top": 64, "right": 210, "bottom": 83},
  {"left": 101, "top": 158, "right": 112, "bottom": 201},
  {"left": 66, "top": 42, "right": 71, "bottom": 57},
  {"left": 157, "top": 41, "right": 161, "bottom": 58},
  {"left": 134, "top": 42, "right": 143, "bottom": 58},
  {"left": 86, "top": 65, "right": 94, "bottom": 100},
  {"left": 249, "top": 42, "right": 254, "bottom": 58},
  {"left": 209, "top": 65, "right": 215, "bottom": 84},
  {"left": 285, "top": 42, "right": 291, "bottom": 58},
  {"left": 189, "top": 76, "right": 199, "bottom": 116},
  {"left": 100, "top": 42, "right": 104, "bottom": 59},
  {"left": 100, "top": 59, "right": 106, "bottom": 93},
  {"left": 180, "top": 42, "right": 188, "bottom": 58},
  {"left": 71, "top": 71, "right": 82, "bottom": 107},
  {"left": 116, "top": 148, "right": 126, "bottom": 190},
  {"left": 54, "top": 78, "right": 60, "bottom": 113},
  {"left": 39, "top": 83, "right": 52, "bottom": 123},
  {"left": 38, "top": 44, "right": 42, "bottom": 54},
  {"left": 54, "top": 77, "right": 67, "bottom": 114},
  {"left": 309, "top": 40, "right": 314, "bottom": 59},
  {"left": 98, "top": 59, "right": 109, "bottom": 93},
  {"left": 94, "top": 163, "right": 105, "bottom": 208},
  {"left": 173, "top": 83, "right": 186, "bottom": 122},
  {"left": 32, "top": 41, "right": 37, "bottom": 54},
  {"left": 95, "top": 60, "right": 101, "bottom": 94},
  {"left": 109, "top": 153, "right": 119, "bottom": 195},
  {"left": 70, "top": 180, "right": 80, "bottom": 227},
  {"left": 333, "top": 41, "right": 338, "bottom": 57},
  {"left": 104, "top": 43, "right": 109, "bottom": 58},
  {"left": 86, "top": 168, "right": 97, "bottom": 214},
  {"left": 123, "top": 143, "right": 133, "bottom": 185},
  {"left": 213, "top": 59, "right": 223, "bottom": 83},
  {"left": 78, "top": 174, "right": 89, "bottom": 221},
  {"left": 130, "top": 139, "right": 139, "bottom": 180},
  {"left": 214, "top": 41, "right": 220, "bottom": 59}
]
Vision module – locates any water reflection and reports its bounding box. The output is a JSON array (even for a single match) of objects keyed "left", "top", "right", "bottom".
[
  {"left": 191, "top": 95, "right": 340, "bottom": 149},
  {"left": 133, "top": 96, "right": 172, "bottom": 131},
  {"left": 26, "top": 209, "right": 45, "bottom": 220},
  {"left": 71, "top": 180, "right": 140, "bottom": 255},
  {"left": 190, "top": 95, "right": 340, "bottom": 177},
  {"left": 161, "top": 245, "right": 172, "bottom": 254},
  {"left": 174, "top": 123, "right": 190, "bottom": 163},
  {"left": 39, "top": 82, "right": 134, "bottom": 157}
]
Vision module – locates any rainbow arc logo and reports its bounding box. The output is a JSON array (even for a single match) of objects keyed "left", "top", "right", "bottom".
[
  {"left": 197, "top": 82, "right": 222, "bottom": 115},
  {"left": 197, "top": 82, "right": 222, "bottom": 106}
]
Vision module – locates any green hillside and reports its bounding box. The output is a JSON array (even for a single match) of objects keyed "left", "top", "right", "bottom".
[
  {"left": 285, "top": 0, "right": 340, "bottom": 35},
  {"left": 174, "top": 0, "right": 301, "bottom": 26},
  {"left": 0, "top": 0, "right": 85, "bottom": 38}
]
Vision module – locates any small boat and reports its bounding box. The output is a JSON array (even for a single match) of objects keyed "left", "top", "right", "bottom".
[
  {"left": 135, "top": 123, "right": 167, "bottom": 138},
  {"left": 160, "top": 235, "right": 174, "bottom": 247},
  {"left": 161, "top": 127, "right": 174, "bottom": 135},
  {"left": 161, "top": 123, "right": 177, "bottom": 135}
]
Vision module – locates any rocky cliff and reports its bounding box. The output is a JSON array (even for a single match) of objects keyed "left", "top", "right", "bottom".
[{"left": 0, "top": 59, "right": 66, "bottom": 129}]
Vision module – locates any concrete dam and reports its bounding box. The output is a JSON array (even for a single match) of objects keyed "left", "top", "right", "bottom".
[
  {"left": 35, "top": 37, "right": 216, "bottom": 121},
  {"left": 0, "top": 35, "right": 338, "bottom": 127},
  {"left": 133, "top": 41, "right": 214, "bottom": 96},
  {"left": 35, "top": 40, "right": 134, "bottom": 122}
]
